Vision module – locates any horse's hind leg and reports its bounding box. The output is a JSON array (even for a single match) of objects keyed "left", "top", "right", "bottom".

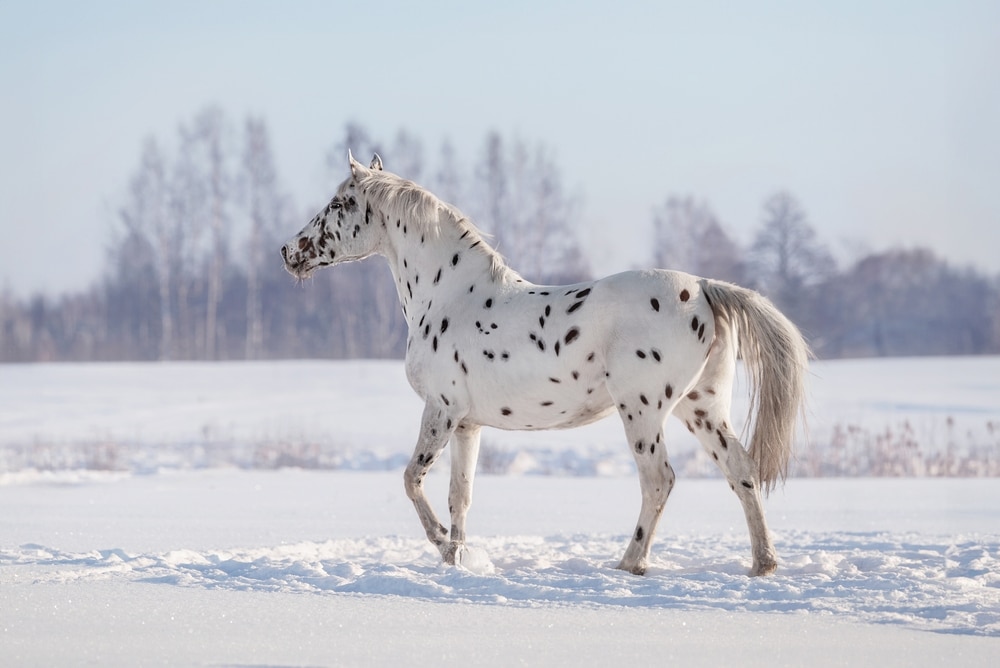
[
  {"left": 714, "top": 428, "right": 777, "bottom": 575},
  {"left": 677, "top": 399, "right": 778, "bottom": 576},
  {"left": 403, "top": 402, "right": 458, "bottom": 562},
  {"left": 445, "top": 422, "right": 482, "bottom": 563},
  {"left": 616, "top": 412, "right": 675, "bottom": 575}
]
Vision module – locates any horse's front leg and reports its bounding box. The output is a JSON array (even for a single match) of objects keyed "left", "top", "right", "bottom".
[
  {"left": 403, "top": 402, "right": 458, "bottom": 561},
  {"left": 445, "top": 422, "right": 482, "bottom": 563}
]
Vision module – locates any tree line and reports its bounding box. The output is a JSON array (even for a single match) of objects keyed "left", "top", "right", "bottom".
[{"left": 2, "top": 107, "right": 999, "bottom": 362}]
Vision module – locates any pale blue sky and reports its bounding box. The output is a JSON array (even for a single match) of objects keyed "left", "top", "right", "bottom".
[{"left": 2, "top": 0, "right": 998, "bottom": 296}]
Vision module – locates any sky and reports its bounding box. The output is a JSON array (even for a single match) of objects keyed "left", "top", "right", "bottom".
[{"left": 1, "top": 0, "right": 998, "bottom": 298}]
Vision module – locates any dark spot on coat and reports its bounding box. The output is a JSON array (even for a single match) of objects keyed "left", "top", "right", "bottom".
[
  {"left": 665, "top": 384, "right": 673, "bottom": 399},
  {"left": 484, "top": 298, "right": 493, "bottom": 309},
  {"left": 691, "top": 316, "right": 699, "bottom": 331},
  {"left": 564, "top": 327, "right": 580, "bottom": 345},
  {"left": 679, "top": 289, "right": 690, "bottom": 302},
  {"left": 716, "top": 429, "right": 728, "bottom": 449},
  {"left": 501, "top": 407, "right": 512, "bottom": 416},
  {"left": 635, "top": 526, "right": 644, "bottom": 541},
  {"left": 636, "top": 350, "right": 647, "bottom": 359},
  {"left": 650, "top": 298, "right": 660, "bottom": 312},
  {"left": 567, "top": 301, "right": 584, "bottom": 314}
]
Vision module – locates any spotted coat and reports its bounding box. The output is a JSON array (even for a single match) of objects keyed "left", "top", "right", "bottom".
[{"left": 281, "top": 153, "right": 809, "bottom": 577}]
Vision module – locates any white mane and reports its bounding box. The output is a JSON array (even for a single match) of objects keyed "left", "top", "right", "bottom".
[{"left": 358, "top": 170, "right": 516, "bottom": 283}]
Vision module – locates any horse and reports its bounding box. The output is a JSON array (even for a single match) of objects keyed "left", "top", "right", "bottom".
[{"left": 280, "top": 153, "right": 809, "bottom": 576}]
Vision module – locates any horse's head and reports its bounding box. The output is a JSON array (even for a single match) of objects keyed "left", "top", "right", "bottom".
[{"left": 280, "top": 153, "right": 384, "bottom": 280}]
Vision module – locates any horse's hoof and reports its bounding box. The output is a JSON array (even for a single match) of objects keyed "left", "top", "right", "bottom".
[
  {"left": 749, "top": 560, "right": 778, "bottom": 576},
  {"left": 441, "top": 542, "right": 460, "bottom": 565},
  {"left": 616, "top": 560, "right": 647, "bottom": 576}
]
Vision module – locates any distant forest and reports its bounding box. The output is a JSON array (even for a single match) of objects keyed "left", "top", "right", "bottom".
[{"left": 2, "top": 106, "right": 999, "bottom": 362}]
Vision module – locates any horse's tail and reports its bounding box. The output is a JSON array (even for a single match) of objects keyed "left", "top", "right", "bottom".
[{"left": 700, "top": 279, "right": 810, "bottom": 493}]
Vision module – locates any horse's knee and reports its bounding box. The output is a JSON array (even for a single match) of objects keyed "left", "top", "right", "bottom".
[
  {"left": 640, "top": 460, "right": 675, "bottom": 503},
  {"left": 403, "top": 465, "right": 424, "bottom": 500}
]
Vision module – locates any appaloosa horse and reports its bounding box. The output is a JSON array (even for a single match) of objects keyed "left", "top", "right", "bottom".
[{"left": 281, "top": 154, "right": 809, "bottom": 576}]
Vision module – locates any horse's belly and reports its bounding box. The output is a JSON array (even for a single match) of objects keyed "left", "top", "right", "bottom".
[{"left": 466, "top": 373, "right": 616, "bottom": 431}]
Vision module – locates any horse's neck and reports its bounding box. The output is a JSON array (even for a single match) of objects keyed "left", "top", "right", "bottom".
[{"left": 378, "top": 207, "right": 515, "bottom": 326}]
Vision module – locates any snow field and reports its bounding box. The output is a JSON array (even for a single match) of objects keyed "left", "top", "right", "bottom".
[{"left": 1, "top": 357, "right": 1000, "bottom": 664}]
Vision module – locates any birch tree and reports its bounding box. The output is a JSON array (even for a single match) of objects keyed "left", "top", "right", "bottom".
[
  {"left": 117, "top": 137, "right": 172, "bottom": 360},
  {"left": 240, "top": 116, "right": 285, "bottom": 359}
]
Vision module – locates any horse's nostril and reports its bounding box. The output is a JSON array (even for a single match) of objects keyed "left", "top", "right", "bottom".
[{"left": 280, "top": 245, "right": 288, "bottom": 262}]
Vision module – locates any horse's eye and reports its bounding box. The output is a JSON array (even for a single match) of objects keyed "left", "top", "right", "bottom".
[{"left": 330, "top": 201, "right": 342, "bottom": 210}]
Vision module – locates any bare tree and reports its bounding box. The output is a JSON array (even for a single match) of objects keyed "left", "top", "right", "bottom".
[
  {"left": 391, "top": 129, "right": 425, "bottom": 182},
  {"left": 472, "top": 133, "right": 589, "bottom": 283},
  {"left": 169, "top": 124, "right": 211, "bottom": 358},
  {"left": 240, "top": 116, "right": 286, "bottom": 359},
  {"left": 476, "top": 132, "right": 509, "bottom": 253},
  {"left": 176, "top": 108, "right": 234, "bottom": 359},
  {"left": 432, "top": 138, "right": 463, "bottom": 206},
  {"left": 749, "top": 192, "right": 835, "bottom": 317},
  {"left": 652, "top": 196, "right": 744, "bottom": 283},
  {"left": 118, "top": 137, "right": 173, "bottom": 360}
]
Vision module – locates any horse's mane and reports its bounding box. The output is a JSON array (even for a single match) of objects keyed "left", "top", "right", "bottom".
[{"left": 358, "top": 170, "right": 515, "bottom": 282}]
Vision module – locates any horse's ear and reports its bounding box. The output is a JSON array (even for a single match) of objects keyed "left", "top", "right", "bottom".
[
  {"left": 369, "top": 153, "right": 383, "bottom": 171},
  {"left": 348, "top": 150, "right": 367, "bottom": 179}
]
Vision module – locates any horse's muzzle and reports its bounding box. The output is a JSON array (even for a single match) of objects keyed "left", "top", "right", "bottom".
[{"left": 280, "top": 244, "right": 308, "bottom": 279}]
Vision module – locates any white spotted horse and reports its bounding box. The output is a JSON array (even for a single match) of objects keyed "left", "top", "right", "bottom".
[{"left": 281, "top": 153, "right": 809, "bottom": 576}]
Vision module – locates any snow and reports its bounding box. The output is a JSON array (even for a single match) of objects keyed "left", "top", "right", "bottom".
[
  {"left": 2, "top": 356, "right": 998, "bottom": 476},
  {"left": 2, "top": 357, "right": 1000, "bottom": 664}
]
